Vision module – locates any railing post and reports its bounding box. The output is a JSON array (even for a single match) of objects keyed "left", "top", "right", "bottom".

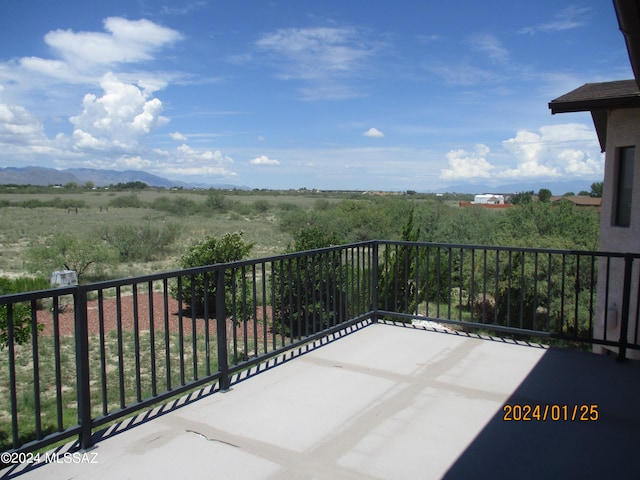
[
  {"left": 215, "top": 268, "right": 230, "bottom": 390},
  {"left": 617, "top": 253, "right": 633, "bottom": 362},
  {"left": 372, "top": 241, "right": 379, "bottom": 323},
  {"left": 74, "top": 286, "right": 94, "bottom": 450}
]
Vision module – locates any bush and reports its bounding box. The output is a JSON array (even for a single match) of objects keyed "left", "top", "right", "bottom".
[
  {"left": 0, "top": 278, "right": 39, "bottom": 349},
  {"left": 173, "top": 232, "right": 253, "bottom": 315},
  {"left": 108, "top": 194, "right": 144, "bottom": 208},
  {"left": 378, "top": 208, "right": 424, "bottom": 318},
  {"left": 102, "top": 222, "right": 180, "bottom": 261},
  {"left": 26, "top": 233, "right": 114, "bottom": 280},
  {"left": 150, "top": 196, "right": 198, "bottom": 215},
  {"left": 271, "top": 227, "right": 347, "bottom": 337},
  {"left": 251, "top": 199, "right": 270, "bottom": 214}
]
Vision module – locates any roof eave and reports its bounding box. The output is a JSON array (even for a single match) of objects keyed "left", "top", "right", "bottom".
[
  {"left": 614, "top": 0, "right": 640, "bottom": 89},
  {"left": 548, "top": 95, "right": 640, "bottom": 114}
]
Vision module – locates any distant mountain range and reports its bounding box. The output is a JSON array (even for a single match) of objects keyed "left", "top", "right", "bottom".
[
  {"left": 0, "top": 166, "right": 242, "bottom": 189},
  {"left": 0, "top": 166, "right": 600, "bottom": 195}
]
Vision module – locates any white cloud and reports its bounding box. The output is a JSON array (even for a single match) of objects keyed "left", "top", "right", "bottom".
[
  {"left": 138, "top": 144, "right": 238, "bottom": 179},
  {"left": 114, "top": 155, "right": 153, "bottom": 170},
  {"left": 439, "top": 124, "right": 604, "bottom": 183},
  {"left": 45, "top": 17, "right": 182, "bottom": 68},
  {"left": 256, "top": 27, "right": 372, "bottom": 79},
  {"left": 0, "top": 16, "right": 182, "bottom": 107},
  {"left": 500, "top": 123, "right": 603, "bottom": 179},
  {"left": 0, "top": 86, "right": 54, "bottom": 160},
  {"left": 170, "top": 131, "right": 188, "bottom": 141},
  {"left": 426, "top": 61, "right": 499, "bottom": 86},
  {"left": 363, "top": 127, "right": 384, "bottom": 138},
  {"left": 68, "top": 73, "right": 168, "bottom": 152},
  {"left": 255, "top": 26, "right": 378, "bottom": 100},
  {"left": 250, "top": 155, "right": 280, "bottom": 165},
  {"left": 519, "top": 6, "right": 591, "bottom": 35},
  {"left": 469, "top": 34, "right": 509, "bottom": 63},
  {"left": 440, "top": 144, "right": 494, "bottom": 180},
  {"left": 0, "top": 102, "right": 46, "bottom": 145}
]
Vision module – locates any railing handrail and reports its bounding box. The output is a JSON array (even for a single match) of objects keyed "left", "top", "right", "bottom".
[{"left": 2, "top": 240, "right": 638, "bottom": 306}]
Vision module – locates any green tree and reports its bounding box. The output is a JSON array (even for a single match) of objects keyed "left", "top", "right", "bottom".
[
  {"left": 378, "top": 207, "right": 423, "bottom": 317},
  {"left": 493, "top": 201, "right": 599, "bottom": 250},
  {"left": 509, "top": 191, "right": 534, "bottom": 205},
  {"left": 173, "top": 232, "right": 253, "bottom": 315},
  {"left": 271, "top": 226, "right": 347, "bottom": 337},
  {"left": 590, "top": 181, "right": 603, "bottom": 198},
  {"left": 538, "top": 188, "right": 552, "bottom": 203},
  {"left": 0, "top": 278, "right": 39, "bottom": 349},
  {"left": 26, "top": 233, "right": 114, "bottom": 279}
]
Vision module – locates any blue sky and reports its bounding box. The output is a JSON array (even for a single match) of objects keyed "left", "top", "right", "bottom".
[{"left": 0, "top": 1, "right": 632, "bottom": 192}]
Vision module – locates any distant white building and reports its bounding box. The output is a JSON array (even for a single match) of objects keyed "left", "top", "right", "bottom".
[{"left": 472, "top": 194, "right": 504, "bottom": 205}]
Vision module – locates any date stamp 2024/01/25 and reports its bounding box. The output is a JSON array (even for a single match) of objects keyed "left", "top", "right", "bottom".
[{"left": 503, "top": 404, "right": 599, "bottom": 422}]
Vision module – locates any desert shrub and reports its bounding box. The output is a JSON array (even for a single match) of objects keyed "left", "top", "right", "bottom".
[
  {"left": 150, "top": 196, "right": 198, "bottom": 216},
  {"left": 172, "top": 232, "right": 254, "bottom": 315},
  {"left": 102, "top": 222, "right": 180, "bottom": 261},
  {"left": 108, "top": 194, "right": 144, "bottom": 208},
  {"left": 203, "top": 192, "right": 232, "bottom": 213},
  {"left": 251, "top": 199, "right": 270, "bottom": 214}
]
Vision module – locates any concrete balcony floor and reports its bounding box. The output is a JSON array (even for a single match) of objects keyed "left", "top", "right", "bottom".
[{"left": 6, "top": 322, "right": 640, "bottom": 480}]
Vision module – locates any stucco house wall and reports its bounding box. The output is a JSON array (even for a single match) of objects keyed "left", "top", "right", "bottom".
[{"left": 594, "top": 107, "right": 640, "bottom": 359}]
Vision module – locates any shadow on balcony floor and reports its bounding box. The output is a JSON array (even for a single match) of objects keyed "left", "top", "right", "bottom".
[{"left": 444, "top": 342, "right": 640, "bottom": 479}]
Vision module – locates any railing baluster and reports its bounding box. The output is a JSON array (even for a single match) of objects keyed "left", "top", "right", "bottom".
[
  {"left": 163, "top": 278, "right": 172, "bottom": 392},
  {"left": 115, "top": 286, "right": 125, "bottom": 408},
  {"left": 242, "top": 265, "right": 248, "bottom": 359},
  {"left": 52, "top": 296, "right": 63, "bottom": 431},
  {"left": 252, "top": 264, "right": 258, "bottom": 358},
  {"left": 30, "top": 300, "right": 41, "bottom": 440},
  {"left": 132, "top": 283, "right": 142, "bottom": 402},
  {"left": 618, "top": 253, "right": 633, "bottom": 361},
  {"left": 261, "top": 262, "right": 268, "bottom": 355},
  {"left": 216, "top": 268, "right": 229, "bottom": 390},
  {"left": 191, "top": 277, "right": 198, "bottom": 380},
  {"left": 178, "top": 277, "right": 185, "bottom": 385},
  {"left": 74, "top": 287, "right": 93, "bottom": 450},
  {"left": 98, "top": 290, "right": 108, "bottom": 415},
  {"left": 7, "top": 303, "right": 18, "bottom": 449},
  {"left": 148, "top": 281, "right": 157, "bottom": 397},
  {"left": 203, "top": 272, "right": 211, "bottom": 376}
]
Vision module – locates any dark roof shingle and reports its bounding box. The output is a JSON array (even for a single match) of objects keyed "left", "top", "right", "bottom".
[{"left": 549, "top": 79, "right": 640, "bottom": 113}]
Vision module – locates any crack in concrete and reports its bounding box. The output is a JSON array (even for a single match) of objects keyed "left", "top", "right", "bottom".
[{"left": 186, "top": 429, "right": 240, "bottom": 448}]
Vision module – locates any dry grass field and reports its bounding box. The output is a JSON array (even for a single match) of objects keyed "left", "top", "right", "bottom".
[{"left": 0, "top": 188, "right": 315, "bottom": 280}]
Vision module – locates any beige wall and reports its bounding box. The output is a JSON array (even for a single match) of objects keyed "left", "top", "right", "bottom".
[{"left": 594, "top": 108, "right": 640, "bottom": 359}]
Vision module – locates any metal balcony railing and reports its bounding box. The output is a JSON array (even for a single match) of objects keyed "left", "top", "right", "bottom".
[{"left": 1, "top": 241, "right": 638, "bottom": 461}]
